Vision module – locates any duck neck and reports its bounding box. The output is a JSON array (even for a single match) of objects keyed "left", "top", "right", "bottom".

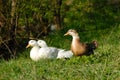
[
  {"left": 72, "top": 35, "right": 80, "bottom": 43},
  {"left": 71, "top": 35, "right": 82, "bottom": 49},
  {"left": 33, "top": 45, "right": 39, "bottom": 49},
  {"left": 31, "top": 46, "right": 40, "bottom": 54}
]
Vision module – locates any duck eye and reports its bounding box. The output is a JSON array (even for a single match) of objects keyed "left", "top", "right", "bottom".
[
  {"left": 38, "top": 40, "right": 42, "bottom": 43},
  {"left": 31, "top": 41, "right": 34, "bottom": 43},
  {"left": 30, "top": 40, "right": 36, "bottom": 44}
]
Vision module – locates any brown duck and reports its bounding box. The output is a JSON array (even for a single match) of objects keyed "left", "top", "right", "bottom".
[{"left": 64, "top": 29, "right": 98, "bottom": 56}]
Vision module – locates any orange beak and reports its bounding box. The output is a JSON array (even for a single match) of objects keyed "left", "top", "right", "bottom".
[
  {"left": 64, "top": 32, "right": 69, "bottom": 36},
  {"left": 26, "top": 44, "right": 31, "bottom": 48}
]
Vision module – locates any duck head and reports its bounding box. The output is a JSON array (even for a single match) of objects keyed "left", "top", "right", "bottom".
[
  {"left": 26, "top": 40, "right": 37, "bottom": 48},
  {"left": 37, "top": 40, "right": 48, "bottom": 48},
  {"left": 64, "top": 29, "right": 79, "bottom": 37}
]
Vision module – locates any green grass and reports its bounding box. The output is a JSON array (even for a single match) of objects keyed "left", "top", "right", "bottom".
[{"left": 0, "top": 25, "right": 120, "bottom": 80}]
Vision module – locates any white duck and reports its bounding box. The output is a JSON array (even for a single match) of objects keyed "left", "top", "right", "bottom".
[
  {"left": 37, "top": 40, "right": 73, "bottom": 59},
  {"left": 26, "top": 40, "right": 58, "bottom": 61}
]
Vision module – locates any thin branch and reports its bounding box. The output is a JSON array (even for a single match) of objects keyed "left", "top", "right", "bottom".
[{"left": 0, "top": 36, "right": 12, "bottom": 54}]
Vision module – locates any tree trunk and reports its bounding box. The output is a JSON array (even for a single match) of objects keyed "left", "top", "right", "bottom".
[
  {"left": 53, "top": 0, "right": 62, "bottom": 30},
  {"left": 10, "top": 0, "right": 17, "bottom": 58}
]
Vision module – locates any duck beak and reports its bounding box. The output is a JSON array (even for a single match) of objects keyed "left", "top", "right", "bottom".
[
  {"left": 64, "top": 32, "right": 69, "bottom": 36},
  {"left": 26, "top": 44, "right": 31, "bottom": 48}
]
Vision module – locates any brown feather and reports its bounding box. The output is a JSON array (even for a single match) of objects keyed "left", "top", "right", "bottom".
[{"left": 71, "top": 38, "right": 87, "bottom": 56}]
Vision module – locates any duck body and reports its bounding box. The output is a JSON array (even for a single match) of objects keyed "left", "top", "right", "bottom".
[
  {"left": 37, "top": 40, "right": 73, "bottom": 59},
  {"left": 30, "top": 46, "right": 40, "bottom": 61},
  {"left": 38, "top": 47, "right": 58, "bottom": 59},
  {"left": 37, "top": 40, "right": 58, "bottom": 59},
  {"left": 57, "top": 49, "right": 73, "bottom": 59},
  {"left": 86, "top": 40, "right": 98, "bottom": 55},
  {"left": 71, "top": 37, "right": 87, "bottom": 56},
  {"left": 64, "top": 29, "right": 98, "bottom": 56}
]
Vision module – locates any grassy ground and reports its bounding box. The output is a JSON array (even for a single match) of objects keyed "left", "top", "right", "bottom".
[{"left": 0, "top": 25, "right": 120, "bottom": 80}]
